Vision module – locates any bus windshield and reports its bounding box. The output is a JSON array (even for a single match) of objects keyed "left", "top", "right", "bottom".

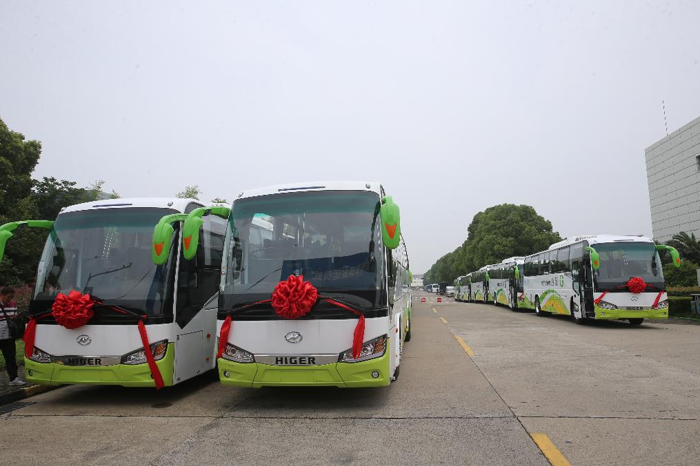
[
  {"left": 593, "top": 242, "right": 664, "bottom": 292},
  {"left": 220, "top": 190, "right": 387, "bottom": 317},
  {"left": 33, "top": 208, "right": 178, "bottom": 316}
]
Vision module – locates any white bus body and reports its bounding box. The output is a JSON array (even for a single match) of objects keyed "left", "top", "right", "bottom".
[
  {"left": 216, "top": 182, "right": 411, "bottom": 388},
  {"left": 487, "top": 257, "right": 524, "bottom": 308},
  {"left": 24, "top": 198, "right": 225, "bottom": 387}
]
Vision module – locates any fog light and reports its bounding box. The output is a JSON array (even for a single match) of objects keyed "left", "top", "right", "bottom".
[
  {"left": 371, "top": 370, "right": 380, "bottom": 379},
  {"left": 223, "top": 371, "right": 230, "bottom": 378},
  {"left": 28, "top": 370, "right": 33, "bottom": 376}
]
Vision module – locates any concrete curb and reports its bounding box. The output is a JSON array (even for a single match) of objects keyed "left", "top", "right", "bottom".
[{"left": 0, "top": 384, "right": 57, "bottom": 407}]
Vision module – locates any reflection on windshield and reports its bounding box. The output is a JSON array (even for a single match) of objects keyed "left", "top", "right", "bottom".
[
  {"left": 221, "top": 191, "right": 386, "bottom": 312},
  {"left": 34, "top": 208, "right": 178, "bottom": 316},
  {"left": 593, "top": 242, "right": 664, "bottom": 291}
]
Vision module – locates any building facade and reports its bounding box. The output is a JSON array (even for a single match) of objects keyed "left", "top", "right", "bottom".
[{"left": 645, "top": 116, "right": 700, "bottom": 242}]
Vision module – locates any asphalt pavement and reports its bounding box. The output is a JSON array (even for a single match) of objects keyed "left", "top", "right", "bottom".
[{"left": 2, "top": 293, "right": 698, "bottom": 465}]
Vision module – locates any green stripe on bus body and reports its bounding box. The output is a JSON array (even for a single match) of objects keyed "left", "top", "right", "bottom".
[{"left": 540, "top": 290, "right": 570, "bottom": 315}]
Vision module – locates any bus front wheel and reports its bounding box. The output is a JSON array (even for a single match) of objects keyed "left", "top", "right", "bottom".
[
  {"left": 535, "top": 297, "right": 547, "bottom": 317},
  {"left": 628, "top": 318, "right": 644, "bottom": 326}
]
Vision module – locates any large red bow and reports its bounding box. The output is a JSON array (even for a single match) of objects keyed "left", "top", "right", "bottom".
[
  {"left": 271, "top": 275, "right": 318, "bottom": 319},
  {"left": 627, "top": 277, "right": 646, "bottom": 294},
  {"left": 51, "top": 290, "right": 95, "bottom": 329}
]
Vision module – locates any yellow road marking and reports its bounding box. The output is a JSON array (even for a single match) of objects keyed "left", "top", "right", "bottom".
[
  {"left": 454, "top": 335, "right": 475, "bottom": 357},
  {"left": 530, "top": 433, "right": 571, "bottom": 466},
  {"left": 440, "top": 316, "right": 448, "bottom": 324},
  {"left": 432, "top": 308, "right": 438, "bottom": 313}
]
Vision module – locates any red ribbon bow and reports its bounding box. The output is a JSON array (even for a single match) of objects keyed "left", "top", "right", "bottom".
[
  {"left": 51, "top": 290, "right": 95, "bottom": 329},
  {"left": 271, "top": 275, "right": 318, "bottom": 319},
  {"left": 627, "top": 277, "right": 646, "bottom": 294}
]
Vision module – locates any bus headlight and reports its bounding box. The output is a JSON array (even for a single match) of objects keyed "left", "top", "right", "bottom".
[
  {"left": 656, "top": 300, "right": 669, "bottom": 309},
  {"left": 222, "top": 344, "right": 255, "bottom": 363},
  {"left": 29, "top": 346, "right": 52, "bottom": 364},
  {"left": 339, "top": 335, "right": 387, "bottom": 363},
  {"left": 121, "top": 340, "right": 168, "bottom": 365},
  {"left": 596, "top": 301, "right": 618, "bottom": 310}
]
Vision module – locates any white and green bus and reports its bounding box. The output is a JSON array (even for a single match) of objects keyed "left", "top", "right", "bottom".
[
  {"left": 487, "top": 257, "right": 524, "bottom": 308},
  {"left": 469, "top": 266, "right": 490, "bottom": 303},
  {"left": 167, "top": 182, "right": 412, "bottom": 388},
  {"left": 0, "top": 198, "right": 226, "bottom": 387},
  {"left": 522, "top": 235, "right": 680, "bottom": 325},
  {"left": 454, "top": 276, "right": 467, "bottom": 302}
]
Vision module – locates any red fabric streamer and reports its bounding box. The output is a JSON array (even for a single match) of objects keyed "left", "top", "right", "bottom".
[
  {"left": 51, "top": 290, "right": 95, "bottom": 329},
  {"left": 217, "top": 315, "right": 232, "bottom": 359},
  {"left": 627, "top": 277, "right": 646, "bottom": 294},
  {"left": 325, "top": 298, "right": 366, "bottom": 359},
  {"left": 24, "top": 318, "right": 38, "bottom": 358},
  {"left": 271, "top": 275, "right": 318, "bottom": 319},
  {"left": 138, "top": 319, "right": 164, "bottom": 390},
  {"left": 652, "top": 291, "right": 664, "bottom": 309},
  {"left": 594, "top": 291, "right": 607, "bottom": 305}
]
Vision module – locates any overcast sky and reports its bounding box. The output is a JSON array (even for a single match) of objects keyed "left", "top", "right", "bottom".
[{"left": 2, "top": 1, "right": 699, "bottom": 272}]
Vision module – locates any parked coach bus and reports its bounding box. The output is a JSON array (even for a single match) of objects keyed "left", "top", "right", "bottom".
[
  {"left": 487, "top": 257, "right": 524, "bottom": 309},
  {"left": 0, "top": 198, "right": 225, "bottom": 388},
  {"left": 522, "top": 235, "right": 680, "bottom": 325},
  {"left": 469, "top": 266, "right": 490, "bottom": 303},
  {"left": 168, "top": 182, "right": 412, "bottom": 388}
]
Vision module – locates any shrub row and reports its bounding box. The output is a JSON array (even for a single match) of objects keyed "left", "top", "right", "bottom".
[{"left": 666, "top": 286, "right": 700, "bottom": 297}]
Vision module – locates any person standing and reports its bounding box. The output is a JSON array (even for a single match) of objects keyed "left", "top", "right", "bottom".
[{"left": 0, "top": 286, "right": 25, "bottom": 386}]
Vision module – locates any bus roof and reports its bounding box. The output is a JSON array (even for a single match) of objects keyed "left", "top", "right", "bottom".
[
  {"left": 61, "top": 198, "right": 198, "bottom": 215},
  {"left": 547, "top": 235, "right": 653, "bottom": 250},
  {"left": 236, "top": 181, "right": 382, "bottom": 200}
]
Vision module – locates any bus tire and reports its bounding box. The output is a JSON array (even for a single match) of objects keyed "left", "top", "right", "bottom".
[
  {"left": 392, "top": 365, "right": 400, "bottom": 382},
  {"left": 535, "top": 297, "right": 547, "bottom": 317},
  {"left": 571, "top": 299, "right": 586, "bottom": 325},
  {"left": 628, "top": 318, "right": 644, "bottom": 326}
]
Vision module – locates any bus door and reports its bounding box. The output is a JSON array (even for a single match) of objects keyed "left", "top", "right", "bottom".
[{"left": 580, "top": 257, "right": 594, "bottom": 317}]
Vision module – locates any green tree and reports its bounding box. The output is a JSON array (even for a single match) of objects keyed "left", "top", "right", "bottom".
[
  {"left": 177, "top": 185, "right": 201, "bottom": 200},
  {"left": 462, "top": 204, "right": 561, "bottom": 271},
  {"left": 663, "top": 260, "right": 699, "bottom": 287},
  {"left": 667, "top": 232, "right": 700, "bottom": 265},
  {"left": 0, "top": 118, "right": 41, "bottom": 219}
]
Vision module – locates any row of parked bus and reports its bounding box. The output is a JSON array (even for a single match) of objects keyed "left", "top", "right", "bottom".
[
  {"left": 452, "top": 235, "right": 681, "bottom": 326},
  {"left": 0, "top": 181, "right": 412, "bottom": 389}
]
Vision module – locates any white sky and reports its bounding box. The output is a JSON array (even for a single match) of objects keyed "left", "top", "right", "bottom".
[{"left": 2, "top": 1, "right": 699, "bottom": 272}]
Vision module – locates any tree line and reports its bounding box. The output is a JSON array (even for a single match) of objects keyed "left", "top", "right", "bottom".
[
  {"left": 422, "top": 204, "right": 561, "bottom": 285},
  {"left": 422, "top": 203, "right": 700, "bottom": 288}
]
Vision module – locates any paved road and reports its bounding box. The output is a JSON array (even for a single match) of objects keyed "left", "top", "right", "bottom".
[{"left": 2, "top": 294, "right": 699, "bottom": 465}]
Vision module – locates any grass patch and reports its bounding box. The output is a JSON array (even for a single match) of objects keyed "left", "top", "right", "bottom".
[{"left": 0, "top": 340, "right": 25, "bottom": 371}]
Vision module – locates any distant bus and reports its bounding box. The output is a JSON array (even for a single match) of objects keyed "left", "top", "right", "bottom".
[
  {"left": 522, "top": 235, "right": 679, "bottom": 325},
  {"left": 454, "top": 276, "right": 468, "bottom": 302},
  {"left": 469, "top": 266, "right": 490, "bottom": 303},
  {"left": 487, "top": 257, "right": 524, "bottom": 308}
]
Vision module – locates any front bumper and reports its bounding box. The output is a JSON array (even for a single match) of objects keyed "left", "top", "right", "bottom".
[
  {"left": 24, "top": 343, "right": 175, "bottom": 387},
  {"left": 218, "top": 342, "right": 391, "bottom": 388},
  {"left": 594, "top": 306, "right": 668, "bottom": 320}
]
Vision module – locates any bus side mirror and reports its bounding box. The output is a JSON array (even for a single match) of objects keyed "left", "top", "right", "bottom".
[
  {"left": 152, "top": 214, "right": 188, "bottom": 265},
  {"left": 182, "top": 206, "right": 231, "bottom": 260},
  {"left": 0, "top": 220, "right": 54, "bottom": 265},
  {"left": 585, "top": 247, "right": 600, "bottom": 270},
  {"left": 514, "top": 267, "right": 520, "bottom": 280},
  {"left": 380, "top": 196, "right": 401, "bottom": 250},
  {"left": 656, "top": 245, "right": 681, "bottom": 268}
]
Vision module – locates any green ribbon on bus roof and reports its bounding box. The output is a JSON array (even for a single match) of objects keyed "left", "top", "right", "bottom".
[
  {"left": 0, "top": 220, "right": 54, "bottom": 265},
  {"left": 380, "top": 196, "right": 401, "bottom": 250},
  {"left": 182, "top": 206, "right": 231, "bottom": 260},
  {"left": 585, "top": 246, "right": 600, "bottom": 270},
  {"left": 655, "top": 244, "right": 681, "bottom": 268},
  {"left": 152, "top": 214, "right": 188, "bottom": 265}
]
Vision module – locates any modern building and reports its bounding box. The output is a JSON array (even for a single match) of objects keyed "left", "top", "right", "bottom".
[{"left": 645, "top": 116, "right": 700, "bottom": 242}]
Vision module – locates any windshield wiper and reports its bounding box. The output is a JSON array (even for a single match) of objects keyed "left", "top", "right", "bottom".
[{"left": 83, "top": 263, "right": 133, "bottom": 293}]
